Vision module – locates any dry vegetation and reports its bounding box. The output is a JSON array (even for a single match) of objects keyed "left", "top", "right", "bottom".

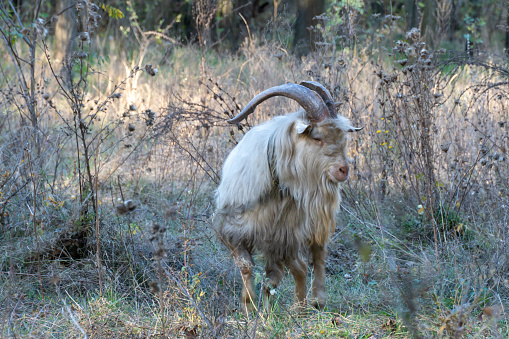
[{"left": 1, "top": 2, "right": 509, "bottom": 338}]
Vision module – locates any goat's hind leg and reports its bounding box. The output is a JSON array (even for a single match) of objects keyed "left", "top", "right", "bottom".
[{"left": 233, "top": 245, "right": 255, "bottom": 313}]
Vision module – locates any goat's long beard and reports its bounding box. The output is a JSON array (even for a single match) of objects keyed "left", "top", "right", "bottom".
[
  {"left": 293, "top": 172, "right": 340, "bottom": 246},
  {"left": 311, "top": 175, "right": 340, "bottom": 245}
]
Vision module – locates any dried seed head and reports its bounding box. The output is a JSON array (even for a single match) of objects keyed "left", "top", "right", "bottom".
[
  {"left": 397, "top": 59, "right": 408, "bottom": 66},
  {"left": 406, "top": 28, "right": 421, "bottom": 41},
  {"left": 483, "top": 306, "right": 500, "bottom": 317},
  {"left": 148, "top": 280, "right": 160, "bottom": 293},
  {"left": 441, "top": 143, "right": 450, "bottom": 153},
  {"left": 145, "top": 64, "right": 158, "bottom": 76},
  {"left": 480, "top": 158, "right": 488, "bottom": 166},
  {"left": 50, "top": 274, "right": 61, "bottom": 285},
  {"left": 480, "top": 144, "right": 489, "bottom": 156},
  {"left": 129, "top": 104, "right": 137, "bottom": 111},
  {"left": 151, "top": 223, "right": 161, "bottom": 234},
  {"left": 116, "top": 203, "right": 128, "bottom": 215},
  {"left": 146, "top": 109, "right": 155, "bottom": 119},
  {"left": 145, "top": 109, "right": 156, "bottom": 126},
  {"left": 116, "top": 200, "right": 136, "bottom": 214},
  {"left": 165, "top": 207, "right": 179, "bottom": 220},
  {"left": 393, "top": 40, "right": 405, "bottom": 53},
  {"left": 34, "top": 19, "right": 48, "bottom": 38},
  {"left": 125, "top": 200, "right": 136, "bottom": 211},
  {"left": 128, "top": 123, "right": 135, "bottom": 132},
  {"left": 111, "top": 93, "right": 122, "bottom": 99},
  {"left": 74, "top": 52, "right": 88, "bottom": 59},
  {"left": 78, "top": 32, "right": 90, "bottom": 42},
  {"left": 404, "top": 47, "right": 416, "bottom": 58},
  {"left": 154, "top": 248, "right": 167, "bottom": 260}
]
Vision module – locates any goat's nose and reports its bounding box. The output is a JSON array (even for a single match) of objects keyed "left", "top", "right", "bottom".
[{"left": 331, "top": 165, "right": 349, "bottom": 181}]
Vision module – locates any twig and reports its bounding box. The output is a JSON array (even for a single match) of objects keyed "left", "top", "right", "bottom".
[
  {"left": 62, "top": 299, "right": 88, "bottom": 338},
  {"left": 251, "top": 275, "right": 265, "bottom": 338}
]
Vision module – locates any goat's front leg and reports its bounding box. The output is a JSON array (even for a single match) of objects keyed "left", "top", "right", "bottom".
[
  {"left": 263, "top": 260, "right": 284, "bottom": 312},
  {"left": 310, "top": 243, "right": 326, "bottom": 309},
  {"left": 233, "top": 246, "right": 255, "bottom": 314},
  {"left": 287, "top": 257, "right": 307, "bottom": 308}
]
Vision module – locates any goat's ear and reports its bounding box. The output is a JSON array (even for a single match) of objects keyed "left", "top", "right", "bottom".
[{"left": 295, "top": 120, "right": 312, "bottom": 134}]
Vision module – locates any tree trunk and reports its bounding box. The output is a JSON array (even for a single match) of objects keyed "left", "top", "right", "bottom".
[
  {"left": 506, "top": 12, "right": 509, "bottom": 55},
  {"left": 405, "top": 0, "right": 418, "bottom": 31},
  {"left": 54, "top": 0, "right": 76, "bottom": 63},
  {"left": 448, "top": 0, "right": 458, "bottom": 42},
  {"left": 420, "top": 0, "right": 437, "bottom": 48},
  {"left": 293, "top": 0, "right": 325, "bottom": 57}
]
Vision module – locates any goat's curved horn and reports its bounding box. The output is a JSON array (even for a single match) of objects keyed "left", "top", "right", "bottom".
[
  {"left": 299, "top": 81, "right": 337, "bottom": 118},
  {"left": 227, "top": 83, "right": 329, "bottom": 125},
  {"left": 347, "top": 126, "right": 364, "bottom": 132}
]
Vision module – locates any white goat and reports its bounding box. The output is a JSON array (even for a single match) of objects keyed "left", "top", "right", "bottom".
[{"left": 214, "top": 81, "right": 361, "bottom": 311}]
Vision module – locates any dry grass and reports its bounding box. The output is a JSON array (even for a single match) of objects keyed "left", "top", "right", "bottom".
[{"left": 0, "top": 7, "right": 508, "bottom": 338}]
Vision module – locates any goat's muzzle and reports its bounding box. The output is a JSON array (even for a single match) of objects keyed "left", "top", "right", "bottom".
[{"left": 329, "top": 165, "right": 349, "bottom": 182}]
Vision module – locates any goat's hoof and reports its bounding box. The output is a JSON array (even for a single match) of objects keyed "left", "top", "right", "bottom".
[
  {"left": 291, "top": 302, "right": 309, "bottom": 315},
  {"left": 241, "top": 301, "right": 255, "bottom": 314},
  {"left": 311, "top": 299, "right": 326, "bottom": 310}
]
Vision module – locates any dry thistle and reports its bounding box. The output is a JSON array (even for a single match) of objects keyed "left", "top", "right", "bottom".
[
  {"left": 148, "top": 280, "right": 160, "bottom": 294},
  {"left": 78, "top": 32, "right": 90, "bottom": 42},
  {"left": 165, "top": 204, "right": 181, "bottom": 220},
  {"left": 145, "top": 109, "right": 156, "bottom": 126},
  {"left": 34, "top": 18, "right": 47, "bottom": 38},
  {"left": 49, "top": 16, "right": 59, "bottom": 25},
  {"left": 145, "top": 64, "right": 158, "bottom": 76},
  {"left": 74, "top": 52, "right": 88, "bottom": 59},
  {"left": 482, "top": 306, "right": 501, "bottom": 318},
  {"left": 50, "top": 274, "right": 61, "bottom": 285},
  {"left": 115, "top": 200, "right": 137, "bottom": 215},
  {"left": 149, "top": 223, "right": 167, "bottom": 271},
  {"left": 125, "top": 200, "right": 136, "bottom": 211},
  {"left": 397, "top": 59, "right": 408, "bottom": 66}
]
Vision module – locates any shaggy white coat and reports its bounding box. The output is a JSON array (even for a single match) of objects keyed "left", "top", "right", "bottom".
[{"left": 215, "top": 110, "right": 355, "bottom": 262}]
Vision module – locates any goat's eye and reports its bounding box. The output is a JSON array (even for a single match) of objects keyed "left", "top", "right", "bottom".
[{"left": 312, "top": 137, "right": 323, "bottom": 146}]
